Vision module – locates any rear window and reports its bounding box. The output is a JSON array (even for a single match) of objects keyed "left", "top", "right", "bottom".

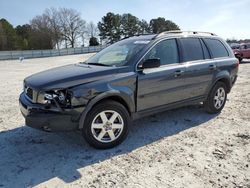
[
  {"left": 180, "top": 38, "right": 204, "bottom": 62},
  {"left": 203, "top": 39, "right": 229, "bottom": 58},
  {"left": 240, "top": 45, "right": 247, "bottom": 49}
]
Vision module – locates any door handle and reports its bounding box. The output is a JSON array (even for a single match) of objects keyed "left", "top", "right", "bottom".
[
  {"left": 209, "top": 64, "right": 217, "bottom": 70},
  {"left": 174, "top": 70, "right": 184, "bottom": 77}
]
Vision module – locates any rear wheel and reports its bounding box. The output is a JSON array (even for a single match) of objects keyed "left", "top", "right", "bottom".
[
  {"left": 204, "top": 82, "right": 227, "bottom": 114},
  {"left": 82, "top": 100, "right": 130, "bottom": 149}
]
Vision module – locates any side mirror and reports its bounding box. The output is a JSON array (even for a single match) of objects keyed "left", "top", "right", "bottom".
[{"left": 140, "top": 58, "right": 160, "bottom": 69}]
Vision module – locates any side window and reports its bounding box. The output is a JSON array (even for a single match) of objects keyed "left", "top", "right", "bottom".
[
  {"left": 179, "top": 38, "right": 204, "bottom": 62},
  {"left": 240, "top": 45, "right": 246, "bottom": 50},
  {"left": 203, "top": 38, "right": 229, "bottom": 58},
  {"left": 200, "top": 39, "right": 211, "bottom": 59},
  {"left": 144, "top": 39, "right": 179, "bottom": 66}
]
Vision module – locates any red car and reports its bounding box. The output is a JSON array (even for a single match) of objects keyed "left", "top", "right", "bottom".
[{"left": 233, "top": 43, "right": 250, "bottom": 62}]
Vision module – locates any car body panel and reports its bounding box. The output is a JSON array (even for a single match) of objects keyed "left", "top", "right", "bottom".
[
  {"left": 231, "top": 43, "right": 250, "bottom": 60},
  {"left": 240, "top": 43, "right": 250, "bottom": 59},
  {"left": 24, "top": 63, "right": 129, "bottom": 91},
  {"left": 183, "top": 60, "right": 216, "bottom": 99},
  {"left": 137, "top": 63, "right": 187, "bottom": 111}
]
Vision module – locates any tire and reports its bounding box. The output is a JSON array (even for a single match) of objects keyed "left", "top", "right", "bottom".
[
  {"left": 82, "top": 100, "right": 130, "bottom": 149},
  {"left": 204, "top": 82, "right": 227, "bottom": 114},
  {"left": 238, "top": 57, "right": 242, "bottom": 63}
]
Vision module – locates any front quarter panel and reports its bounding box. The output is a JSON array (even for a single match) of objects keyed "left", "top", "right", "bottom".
[{"left": 69, "top": 72, "right": 137, "bottom": 129}]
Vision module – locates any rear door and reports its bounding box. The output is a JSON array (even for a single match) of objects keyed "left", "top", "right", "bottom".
[
  {"left": 182, "top": 38, "right": 229, "bottom": 98},
  {"left": 137, "top": 38, "right": 188, "bottom": 111},
  {"left": 178, "top": 37, "right": 216, "bottom": 98}
]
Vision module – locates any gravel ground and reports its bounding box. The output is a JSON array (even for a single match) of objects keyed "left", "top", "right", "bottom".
[{"left": 0, "top": 54, "right": 249, "bottom": 188}]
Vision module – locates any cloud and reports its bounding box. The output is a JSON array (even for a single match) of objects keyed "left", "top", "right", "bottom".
[
  {"left": 196, "top": 0, "right": 250, "bottom": 39},
  {"left": 199, "top": 10, "right": 232, "bottom": 29}
]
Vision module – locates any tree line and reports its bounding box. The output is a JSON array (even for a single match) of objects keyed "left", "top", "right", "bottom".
[
  {"left": 98, "top": 13, "right": 179, "bottom": 43},
  {"left": 0, "top": 8, "right": 180, "bottom": 51},
  {"left": 226, "top": 38, "right": 250, "bottom": 44}
]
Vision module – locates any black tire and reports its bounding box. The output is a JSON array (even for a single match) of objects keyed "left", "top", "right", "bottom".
[
  {"left": 82, "top": 100, "right": 130, "bottom": 149},
  {"left": 238, "top": 57, "right": 242, "bottom": 63},
  {"left": 204, "top": 82, "right": 227, "bottom": 114}
]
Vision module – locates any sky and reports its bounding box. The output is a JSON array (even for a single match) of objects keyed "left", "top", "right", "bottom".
[{"left": 0, "top": 0, "right": 249, "bottom": 40}]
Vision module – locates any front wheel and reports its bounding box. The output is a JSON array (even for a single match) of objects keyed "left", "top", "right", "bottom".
[
  {"left": 204, "top": 82, "right": 227, "bottom": 114},
  {"left": 82, "top": 100, "right": 130, "bottom": 149}
]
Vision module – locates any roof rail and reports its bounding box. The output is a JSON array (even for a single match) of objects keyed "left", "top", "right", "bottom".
[{"left": 154, "top": 30, "right": 217, "bottom": 38}]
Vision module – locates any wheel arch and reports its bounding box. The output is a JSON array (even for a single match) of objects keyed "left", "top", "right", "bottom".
[
  {"left": 79, "top": 91, "right": 134, "bottom": 129},
  {"left": 216, "top": 77, "right": 231, "bottom": 93},
  {"left": 208, "top": 73, "right": 231, "bottom": 97}
]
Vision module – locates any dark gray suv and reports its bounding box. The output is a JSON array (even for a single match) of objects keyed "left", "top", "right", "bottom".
[{"left": 19, "top": 31, "right": 239, "bottom": 149}]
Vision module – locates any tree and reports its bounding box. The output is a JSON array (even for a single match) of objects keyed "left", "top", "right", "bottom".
[
  {"left": 89, "top": 36, "right": 99, "bottom": 46},
  {"left": 44, "top": 8, "right": 62, "bottom": 49},
  {"left": 30, "top": 15, "right": 54, "bottom": 49},
  {"left": 87, "top": 21, "right": 98, "bottom": 38},
  {"left": 98, "top": 12, "right": 122, "bottom": 44},
  {"left": 150, "top": 17, "right": 180, "bottom": 34},
  {"left": 138, "top": 19, "right": 151, "bottom": 34},
  {"left": 15, "top": 24, "right": 32, "bottom": 50},
  {"left": 86, "top": 21, "right": 99, "bottom": 46},
  {"left": 58, "top": 8, "right": 86, "bottom": 48},
  {"left": 121, "top": 13, "right": 140, "bottom": 37},
  {"left": 0, "top": 19, "right": 17, "bottom": 50}
]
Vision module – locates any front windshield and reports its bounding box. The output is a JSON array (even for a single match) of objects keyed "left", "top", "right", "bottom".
[{"left": 86, "top": 39, "right": 150, "bottom": 66}]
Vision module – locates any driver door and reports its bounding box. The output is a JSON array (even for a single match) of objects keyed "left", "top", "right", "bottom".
[{"left": 137, "top": 39, "right": 187, "bottom": 111}]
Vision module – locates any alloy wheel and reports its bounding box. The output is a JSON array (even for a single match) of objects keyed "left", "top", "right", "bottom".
[
  {"left": 91, "top": 110, "right": 124, "bottom": 143},
  {"left": 214, "top": 87, "right": 226, "bottom": 109}
]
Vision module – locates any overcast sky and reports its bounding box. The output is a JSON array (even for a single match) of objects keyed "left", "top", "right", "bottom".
[{"left": 1, "top": 0, "right": 249, "bottom": 39}]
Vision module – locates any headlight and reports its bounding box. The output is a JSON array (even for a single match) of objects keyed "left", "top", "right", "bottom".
[{"left": 38, "top": 90, "right": 70, "bottom": 106}]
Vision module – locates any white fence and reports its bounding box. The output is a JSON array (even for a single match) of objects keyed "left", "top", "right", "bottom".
[{"left": 0, "top": 45, "right": 108, "bottom": 60}]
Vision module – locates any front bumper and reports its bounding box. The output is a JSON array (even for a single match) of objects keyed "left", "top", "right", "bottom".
[{"left": 19, "top": 92, "right": 84, "bottom": 131}]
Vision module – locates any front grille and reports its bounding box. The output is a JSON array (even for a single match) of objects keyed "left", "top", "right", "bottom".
[{"left": 24, "top": 85, "right": 33, "bottom": 101}]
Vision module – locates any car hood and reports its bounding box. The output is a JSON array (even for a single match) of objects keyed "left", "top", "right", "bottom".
[{"left": 24, "top": 63, "right": 124, "bottom": 90}]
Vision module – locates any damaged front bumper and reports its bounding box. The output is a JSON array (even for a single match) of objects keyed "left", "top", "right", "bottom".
[{"left": 19, "top": 92, "right": 84, "bottom": 131}]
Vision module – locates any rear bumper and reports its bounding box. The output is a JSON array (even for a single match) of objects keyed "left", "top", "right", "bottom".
[{"left": 19, "top": 92, "right": 83, "bottom": 131}]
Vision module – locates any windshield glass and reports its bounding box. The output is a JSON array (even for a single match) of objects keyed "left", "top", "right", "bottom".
[{"left": 86, "top": 39, "right": 150, "bottom": 66}]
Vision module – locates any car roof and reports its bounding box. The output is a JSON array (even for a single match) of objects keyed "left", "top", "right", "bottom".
[
  {"left": 240, "top": 43, "right": 250, "bottom": 45},
  {"left": 230, "top": 43, "right": 240, "bottom": 46},
  {"left": 128, "top": 31, "right": 219, "bottom": 41}
]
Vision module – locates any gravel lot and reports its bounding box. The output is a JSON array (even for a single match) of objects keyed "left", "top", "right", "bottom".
[{"left": 0, "top": 54, "right": 249, "bottom": 188}]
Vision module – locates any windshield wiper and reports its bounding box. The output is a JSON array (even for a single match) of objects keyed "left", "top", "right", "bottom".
[{"left": 86, "top": 62, "right": 111, "bottom": 66}]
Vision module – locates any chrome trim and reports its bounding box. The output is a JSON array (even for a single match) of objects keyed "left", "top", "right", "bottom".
[{"left": 142, "top": 63, "right": 186, "bottom": 74}]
